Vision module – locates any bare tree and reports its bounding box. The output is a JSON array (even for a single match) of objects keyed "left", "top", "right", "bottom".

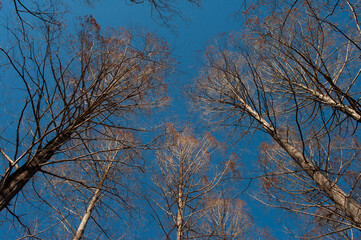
[
  {"left": 192, "top": 0, "right": 361, "bottom": 238},
  {"left": 14, "top": 128, "right": 139, "bottom": 239},
  {"left": 145, "top": 125, "right": 229, "bottom": 240},
  {"left": 67, "top": 129, "right": 139, "bottom": 240},
  {"left": 199, "top": 198, "right": 253, "bottom": 240},
  {"left": 0, "top": 0, "right": 200, "bottom": 238},
  {"left": 0, "top": 12, "right": 171, "bottom": 231}
]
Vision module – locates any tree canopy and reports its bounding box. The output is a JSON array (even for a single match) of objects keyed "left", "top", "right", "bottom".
[{"left": 1, "top": 0, "right": 361, "bottom": 239}]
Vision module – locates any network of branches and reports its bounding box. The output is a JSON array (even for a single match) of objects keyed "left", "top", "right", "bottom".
[{"left": 0, "top": 0, "right": 361, "bottom": 239}]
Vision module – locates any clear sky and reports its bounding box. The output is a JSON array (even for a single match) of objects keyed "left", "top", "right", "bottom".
[
  {"left": 66, "top": 0, "right": 244, "bottom": 118},
  {"left": 0, "top": 0, "right": 291, "bottom": 238},
  {"left": 64, "top": 0, "right": 289, "bottom": 238}
]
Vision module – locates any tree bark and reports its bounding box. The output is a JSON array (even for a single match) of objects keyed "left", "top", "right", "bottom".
[
  {"left": 0, "top": 130, "right": 73, "bottom": 211},
  {"left": 73, "top": 187, "right": 102, "bottom": 240},
  {"left": 176, "top": 189, "right": 184, "bottom": 240},
  {"left": 238, "top": 96, "right": 361, "bottom": 228},
  {"left": 176, "top": 160, "right": 184, "bottom": 240},
  {"left": 0, "top": 106, "right": 94, "bottom": 211},
  {"left": 73, "top": 163, "right": 112, "bottom": 240}
]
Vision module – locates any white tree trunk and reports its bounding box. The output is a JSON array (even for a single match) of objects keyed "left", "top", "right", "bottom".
[
  {"left": 176, "top": 188, "right": 184, "bottom": 240},
  {"left": 238, "top": 96, "right": 361, "bottom": 228},
  {"left": 73, "top": 163, "right": 112, "bottom": 240},
  {"left": 73, "top": 187, "right": 102, "bottom": 240},
  {"left": 176, "top": 160, "right": 185, "bottom": 240}
]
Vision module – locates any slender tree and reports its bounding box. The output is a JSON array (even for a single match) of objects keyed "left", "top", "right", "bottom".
[
  {"left": 0, "top": 0, "right": 199, "bottom": 237},
  {"left": 147, "top": 125, "right": 229, "bottom": 240},
  {"left": 192, "top": 0, "right": 361, "bottom": 238},
  {"left": 0, "top": 11, "right": 171, "bottom": 229},
  {"left": 199, "top": 198, "right": 253, "bottom": 240},
  {"left": 15, "top": 128, "right": 139, "bottom": 239},
  {"left": 67, "top": 129, "right": 139, "bottom": 240}
]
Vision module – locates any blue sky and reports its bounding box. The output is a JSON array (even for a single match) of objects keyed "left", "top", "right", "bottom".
[
  {"left": 0, "top": 0, "right": 292, "bottom": 238},
  {"left": 66, "top": 0, "right": 243, "bottom": 119},
  {"left": 65, "top": 0, "right": 288, "bottom": 238}
]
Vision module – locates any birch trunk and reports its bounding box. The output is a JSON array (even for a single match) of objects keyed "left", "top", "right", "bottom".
[
  {"left": 73, "top": 162, "right": 112, "bottom": 240},
  {"left": 237, "top": 96, "right": 361, "bottom": 228},
  {"left": 176, "top": 157, "right": 184, "bottom": 240},
  {"left": 73, "top": 187, "right": 103, "bottom": 240},
  {"left": 176, "top": 188, "right": 184, "bottom": 240}
]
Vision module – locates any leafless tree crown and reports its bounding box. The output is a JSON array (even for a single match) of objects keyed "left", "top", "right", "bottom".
[{"left": 191, "top": 0, "right": 361, "bottom": 238}]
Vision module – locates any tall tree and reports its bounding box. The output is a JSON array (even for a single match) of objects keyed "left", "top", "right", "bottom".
[
  {"left": 192, "top": 0, "right": 361, "bottom": 238},
  {"left": 0, "top": 0, "right": 200, "bottom": 237},
  {"left": 199, "top": 198, "right": 253, "bottom": 239},
  {"left": 146, "top": 125, "right": 231, "bottom": 240},
  {"left": 0, "top": 11, "right": 171, "bottom": 228},
  {"left": 17, "top": 128, "right": 139, "bottom": 239}
]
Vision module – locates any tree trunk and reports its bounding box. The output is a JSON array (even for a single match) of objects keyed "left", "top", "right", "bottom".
[
  {"left": 176, "top": 188, "right": 184, "bottom": 240},
  {"left": 73, "top": 188, "right": 102, "bottom": 240},
  {"left": 0, "top": 131, "right": 72, "bottom": 211},
  {"left": 238, "top": 97, "right": 361, "bottom": 228},
  {"left": 73, "top": 163, "right": 111, "bottom": 240},
  {"left": 0, "top": 104, "right": 98, "bottom": 211},
  {"left": 176, "top": 158, "right": 185, "bottom": 240}
]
